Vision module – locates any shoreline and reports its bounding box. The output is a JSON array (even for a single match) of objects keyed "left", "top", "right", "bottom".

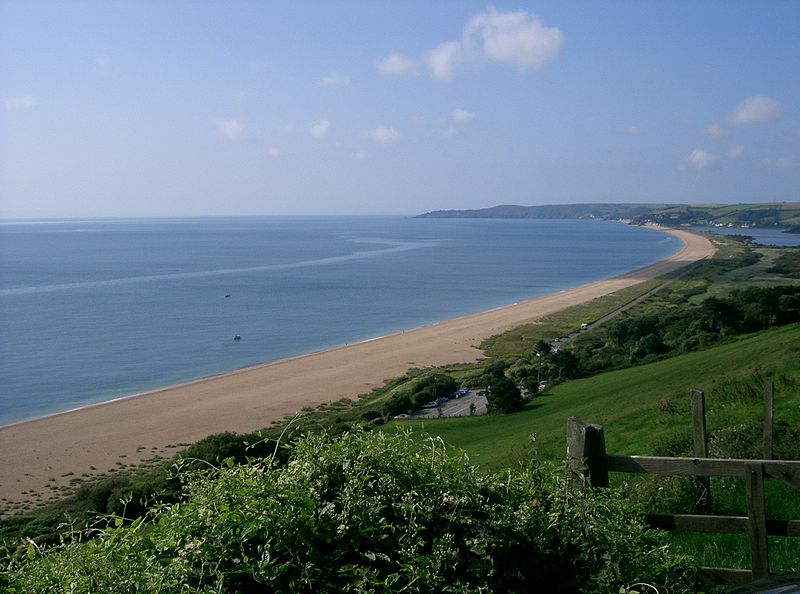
[{"left": 0, "top": 227, "right": 715, "bottom": 507}]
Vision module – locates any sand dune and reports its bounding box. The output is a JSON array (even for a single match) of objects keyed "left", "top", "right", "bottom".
[{"left": 0, "top": 228, "right": 715, "bottom": 508}]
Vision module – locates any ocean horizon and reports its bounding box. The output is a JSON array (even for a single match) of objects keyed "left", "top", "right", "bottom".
[{"left": 0, "top": 216, "right": 681, "bottom": 426}]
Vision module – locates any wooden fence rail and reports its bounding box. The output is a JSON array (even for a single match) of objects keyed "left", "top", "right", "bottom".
[{"left": 567, "top": 416, "right": 800, "bottom": 586}]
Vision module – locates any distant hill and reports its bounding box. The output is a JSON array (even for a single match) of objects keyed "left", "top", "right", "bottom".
[{"left": 417, "top": 202, "right": 800, "bottom": 229}]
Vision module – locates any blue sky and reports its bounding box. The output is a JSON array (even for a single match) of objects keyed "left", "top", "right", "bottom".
[{"left": 1, "top": 1, "right": 798, "bottom": 217}]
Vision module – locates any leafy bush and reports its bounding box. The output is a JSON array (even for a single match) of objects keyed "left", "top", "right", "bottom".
[
  {"left": 4, "top": 431, "right": 696, "bottom": 593},
  {"left": 382, "top": 373, "right": 458, "bottom": 416},
  {"left": 485, "top": 376, "right": 523, "bottom": 414},
  {"left": 558, "top": 285, "right": 800, "bottom": 379}
]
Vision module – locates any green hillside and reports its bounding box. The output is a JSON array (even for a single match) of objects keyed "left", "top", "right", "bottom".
[
  {"left": 417, "top": 202, "right": 800, "bottom": 230},
  {"left": 388, "top": 323, "right": 800, "bottom": 467}
]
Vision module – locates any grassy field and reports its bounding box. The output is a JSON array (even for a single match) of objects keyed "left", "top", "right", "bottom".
[
  {"left": 383, "top": 323, "right": 800, "bottom": 574},
  {"left": 387, "top": 324, "right": 800, "bottom": 466}
]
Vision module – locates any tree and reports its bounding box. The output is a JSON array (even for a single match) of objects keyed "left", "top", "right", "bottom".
[
  {"left": 486, "top": 375, "right": 523, "bottom": 414},
  {"left": 484, "top": 360, "right": 509, "bottom": 378}
]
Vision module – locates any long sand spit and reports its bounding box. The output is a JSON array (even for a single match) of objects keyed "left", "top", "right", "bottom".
[{"left": 0, "top": 228, "right": 715, "bottom": 507}]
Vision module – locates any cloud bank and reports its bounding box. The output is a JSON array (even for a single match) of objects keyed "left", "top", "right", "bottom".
[
  {"left": 3, "top": 95, "right": 38, "bottom": 110},
  {"left": 310, "top": 120, "right": 332, "bottom": 138},
  {"left": 319, "top": 72, "right": 350, "bottom": 87},
  {"left": 379, "top": 7, "right": 563, "bottom": 83},
  {"left": 683, "top": 148, "right": 717, "bottom": 170},
  {"left": 728, "top": 96, "right": 784, "bottom": 125},
  {"left": 217, "top": 118, "right": 248, "bottom": 139},
  {"left": 376, "top": 52, "right": 419, "bottom": 77},
  {"left": 366, "top": 126, "right": 400, "bottom": 143}
]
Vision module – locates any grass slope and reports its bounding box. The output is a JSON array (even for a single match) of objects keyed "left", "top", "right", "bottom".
[
  {"left": 389, "top": 323, "right": 800, "bottom": 468},
  {"left": 388, "top": 324, "right": 800, "bottom": 576}
]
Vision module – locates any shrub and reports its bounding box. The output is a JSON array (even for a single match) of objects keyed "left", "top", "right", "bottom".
[
  {"left": 4, "top": 430, "right": 696, "bottom": 593},
  {"left": 382, "top": 373, "right": 458, "bottom": 416},
  {"left": 486, "top": 376, "right": 524, "bottom": 414}
]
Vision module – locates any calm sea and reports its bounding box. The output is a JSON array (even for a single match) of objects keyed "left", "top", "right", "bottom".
[
  {"left": 690, "top": 226, "right": 800, "bottom": 247},
  {"left": 0, "top": 217, "right": 680, "bottom": 425}
]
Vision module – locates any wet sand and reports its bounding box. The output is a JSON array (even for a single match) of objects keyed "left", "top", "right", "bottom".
[{"left": 0, "top": 228, "right": 715, "bottom": 508}]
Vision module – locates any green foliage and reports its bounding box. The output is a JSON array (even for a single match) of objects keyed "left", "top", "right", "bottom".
[
  {"left": 3, "top": 431, "right": 696, "bottom": 593},
  {"left": 485, "top": 375, "right": 523, "bottom": 414},
  {"left": 0, "top": 428, "right": 294, "bottom": 548},
  {"left": 562, "top": 285, "right": 800, "bottom": 378},
  {"left": 382, "top": 372, "right": 458, "bottom": 417},
  {"left": 768, "top": 248, "right": 800, "bottom": 278}
]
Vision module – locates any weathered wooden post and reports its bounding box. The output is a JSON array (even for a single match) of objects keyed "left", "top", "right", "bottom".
[
  {"left": 763, "top": 380, "right": 774, "bottom": 460},
  {"left": 567, "top": 416, "right": 609, "bottom": 488},
  {"left": 745, "top": 462, "right": 770, "bottom": 579},
  {"left": 691, "top": 388, "right": 711, "bottom": 506}
]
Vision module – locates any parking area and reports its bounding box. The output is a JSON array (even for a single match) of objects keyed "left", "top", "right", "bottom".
[{"left": 406, "top": 389, "right": 488, "bottom": 419}]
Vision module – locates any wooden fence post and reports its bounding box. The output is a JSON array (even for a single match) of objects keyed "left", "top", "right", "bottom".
[
  {"left": 763, "top": 381, "right": 774, "bottom": 460},
  {"left": 745, "top": 462, "right": 770, "bottom": 579},
  {"left": 691, "top": 388, "right": 711, "bottom": 506},
  {"left": 566, "top": 417, "right": 609, "bottom": 488}
]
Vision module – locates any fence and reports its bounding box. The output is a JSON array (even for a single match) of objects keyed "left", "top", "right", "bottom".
[{"left": 566, "top": 383, "right": 800, "bottom": 586}]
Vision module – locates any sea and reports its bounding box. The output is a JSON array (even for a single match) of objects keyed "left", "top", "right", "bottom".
[
  {"left": 689, "top": 226, "right": 800, "bottom": 247},
  {"left": 0, "top": 217, "right": 681, "bottom": 426}
]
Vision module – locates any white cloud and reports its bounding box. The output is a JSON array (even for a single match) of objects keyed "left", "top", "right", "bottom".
[
  {"left": 772, "top": 156, "right": 800, "bottom": 169},
  {"left": 451, "top": 108, "right": 476, "bottom": 123},
  {"left": 462, "top": 7, "right": 564, "bottom": 71},
  {"left": 268, "top": 147, "right": 282, "bottom": 158},
  {"left": 310, "top": 119, "right": 332, "bottom": 138},
  {"left": 319, "top": 72, "right": 350, "bottom": 87},
  {"left": 701, "top": 123, "right": 727, "bottom": 139},
  {"left": 441, "top": 126, "right": 458, "bottom": 139},
  {"left": 425, "top": 41, "right": 463, "bottom": 83},
  {"left": 385, "top": 8, "right": 562, "bottom": 83},
  {"left": 376, "top": 52, "right": 419, "bottom": 77},
  {"left": 728, "top": 145, "right": 744, "bottom": 159},
  {"left": 3, "top": 95, "right": 38, "bottom": 110},
  {"left": 682, "top": 148, "right": 717, "bottom": 170},
  {"left": 626, "top": 126, "right": 639, "bottom": 136},
  {"left": 366, "top": 126, "right": 400, "bottom": 144},
  {"left": 352, "top": 151, "right": 367, "bottom": 161},
  {"left": 217, "top": 118, "right": 248, "bottom": 139},
  {"left": 728, "top": 95, "right": 784, "bottom": 125}
]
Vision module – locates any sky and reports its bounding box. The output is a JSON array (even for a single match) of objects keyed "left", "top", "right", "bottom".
[{"left": 1, "top": 1, "right": 799, "bottom": 218}]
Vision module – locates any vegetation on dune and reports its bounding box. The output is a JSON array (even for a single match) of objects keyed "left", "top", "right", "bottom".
[
  {"left": 2, "top": 431, "right": 697, "bottom": 593},
  {"left": 769, "top": 247, "right": 800, "bottom": 278}
]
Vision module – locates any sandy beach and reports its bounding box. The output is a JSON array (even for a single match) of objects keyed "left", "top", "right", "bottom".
[{"left": 0, "top": 228, "right": 715, "bottom": 508}]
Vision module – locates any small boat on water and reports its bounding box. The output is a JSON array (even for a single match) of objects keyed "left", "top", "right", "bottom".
[{"left": 233, "top": 335, "right": 241, "bottom": 341}]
